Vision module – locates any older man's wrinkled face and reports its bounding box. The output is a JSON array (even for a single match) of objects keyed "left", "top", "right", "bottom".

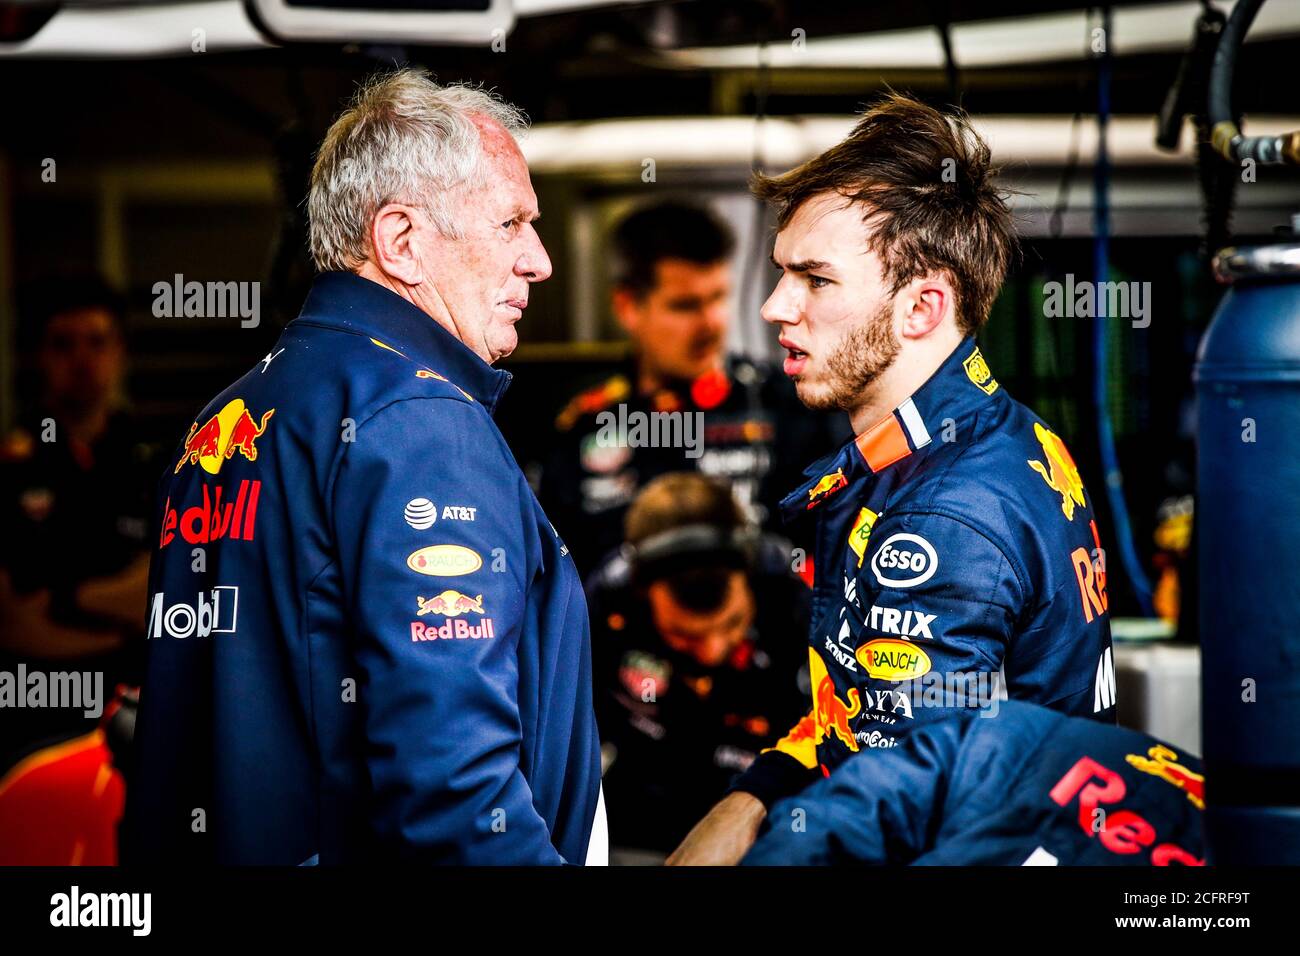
[{"left": 416, "top": 117, "right": 552, "bottom": 365}]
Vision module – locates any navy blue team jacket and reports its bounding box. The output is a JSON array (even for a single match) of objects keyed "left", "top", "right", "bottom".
[
  {"left": 744, "top": 701, "right": 1206, "bottom": 865},
  {"left": 125, "top": 272, "right": 601, "bottom": 864},
  {"left": 732, "top": 338, "right": 1116, "bottom": 806}
]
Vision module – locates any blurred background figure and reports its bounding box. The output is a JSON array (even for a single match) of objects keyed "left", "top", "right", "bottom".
[
  {"left": 0, "top": 277, "right": 156, "bottom": 863},
  {"left": 587, "top": 473, "right": 809, "bottom": 859},
  {"left": 537, "top": 200, "right": 845, "bottom": 574}
]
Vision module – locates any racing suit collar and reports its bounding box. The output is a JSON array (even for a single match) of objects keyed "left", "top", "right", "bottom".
[
  {"left": 779, "top": 336, "right": 1000, "bottom": 522},
  {"left": 296, "top": 271, "right": 513, "bottom": 413}
]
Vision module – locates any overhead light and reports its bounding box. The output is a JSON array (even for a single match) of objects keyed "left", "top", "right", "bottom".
[
  {"left": 663, "top": 0, "right": 1300, "bottom": 70},
  {"left": 519, "top": 114, "right": 1300, "bottom": 172},
  {"left": 0, "top": 0, "right": 269, "bottom": 57},
  {"left": 247, "top": 0, "right": 514, "bottom": 46}
]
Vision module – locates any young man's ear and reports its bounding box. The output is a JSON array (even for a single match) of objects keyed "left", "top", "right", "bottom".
[
  {"left": 611, "top": 286, "right": 642, "bottom": 335},
  {"left": 899, "top": 275, "right": 953, "bottom": 339},
  {"left": 370, "top": 203, "right": 423, "bottom": 286}
]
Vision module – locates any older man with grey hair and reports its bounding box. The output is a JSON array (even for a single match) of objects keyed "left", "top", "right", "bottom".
[{"left": 126, "top": 69, "right": 606, "bottom": 865}]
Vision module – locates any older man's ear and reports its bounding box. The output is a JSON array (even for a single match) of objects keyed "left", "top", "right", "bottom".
[{"left": 369, "top": 202, "right": 425, "bottom": 286}]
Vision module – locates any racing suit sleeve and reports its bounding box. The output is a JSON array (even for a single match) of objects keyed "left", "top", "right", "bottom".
[
  {"left": 332, "top": 396, "right": 564, "bottom": 864},
  {"left": 726, "top": 713, "right": 822, "bottom": 809},
  {"left": 731, "top": 510, "right": 1024, "bottom": 807},
  {"left": 741, "top": 714, "right": 972, "bottom": 865}
]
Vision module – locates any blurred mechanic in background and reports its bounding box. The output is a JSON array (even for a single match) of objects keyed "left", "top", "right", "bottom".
[
  {"left": 587, "top": 473, "right": 809, "bottom": 857},
  {"left": 538, "top": 200, "right": 845, "bottom": 574},
  {"left": 0, "top": 277, "right": 156, "bottom": 863}
]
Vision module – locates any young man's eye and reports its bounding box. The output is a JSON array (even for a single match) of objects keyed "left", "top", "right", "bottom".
[{"left": 808, "top": 275, "right": 831, "bottom": 288}]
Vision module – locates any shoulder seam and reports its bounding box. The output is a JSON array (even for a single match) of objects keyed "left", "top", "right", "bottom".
[
  {"left": 874, "top": 505, "right": 1031, "bottom": 606},
  {"left": 322, "top": 394, "right": 497, "bottom": 541},
  {"left": 292, "top": 319, "right": 476, "bottom": 404}
]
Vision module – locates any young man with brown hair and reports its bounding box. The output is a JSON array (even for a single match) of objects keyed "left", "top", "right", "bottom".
[{"left": 669, "top": 94, "right": 1115, "bottom": 865}]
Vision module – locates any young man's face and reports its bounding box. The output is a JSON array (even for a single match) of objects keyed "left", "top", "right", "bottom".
[
  {"left": 615, "top": 258, "right": 731, "bottom": 385},
  {"left": 39, "top": 307, "right": 124, "bottom": 417},
  {"left": 762, "top": 192, "right": 901, "bottom": 412}
]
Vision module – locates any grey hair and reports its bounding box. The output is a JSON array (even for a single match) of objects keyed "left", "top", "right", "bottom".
[{"left": 307, "top": 68, "right": 529, "bottom": 273}]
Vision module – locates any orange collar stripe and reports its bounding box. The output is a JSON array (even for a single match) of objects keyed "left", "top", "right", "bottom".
[{"left": 855, "top": 414, "right": 912, "bottom": 472}]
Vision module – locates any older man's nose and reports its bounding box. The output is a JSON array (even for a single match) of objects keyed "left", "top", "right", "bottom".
[{"left": 518, "top": 223, "right": 552, "bottom": 282}]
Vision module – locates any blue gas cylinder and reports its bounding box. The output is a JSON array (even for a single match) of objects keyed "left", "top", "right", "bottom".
[{"left": 1194, "top": 241, "right": 1300, "bottom": 863}]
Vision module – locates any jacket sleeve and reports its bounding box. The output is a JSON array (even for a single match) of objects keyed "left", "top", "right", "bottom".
[
  {"left": 727, "top": 712, "right": 822, "bottom": 809},
  {"left": 742, "top": 714, "right": 971, "bottom": 865},
  {"left": 331, "top": 395, "right": 564, "bottom": 864}
]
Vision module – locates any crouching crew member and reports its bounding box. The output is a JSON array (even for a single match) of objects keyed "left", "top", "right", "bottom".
[{"left": 588, "top": 474, "right": 809, "bottom": 854}]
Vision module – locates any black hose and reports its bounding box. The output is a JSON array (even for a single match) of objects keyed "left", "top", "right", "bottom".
[
  {"left": 1206, "top": 0, "right": 1262, "bottom": 130},
  {"left": 1207, "top": 0, "right": 1300, "bottom": 165}
]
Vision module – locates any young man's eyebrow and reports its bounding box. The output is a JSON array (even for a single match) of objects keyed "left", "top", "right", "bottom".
[{"left": 770, "top": 254, "right": 831, "bottom": 273}]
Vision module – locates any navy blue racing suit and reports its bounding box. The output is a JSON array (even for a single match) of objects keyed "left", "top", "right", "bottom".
[{"left": 730, "top": 339, "right": 1116, "bottom": 807}]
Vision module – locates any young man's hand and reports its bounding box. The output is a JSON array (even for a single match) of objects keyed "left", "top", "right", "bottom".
[{"left": 665, "top": 791, "right": 767, "bottom": 866}]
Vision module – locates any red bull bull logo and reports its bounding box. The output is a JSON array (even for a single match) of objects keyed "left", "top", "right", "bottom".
[
  {"left": 805, "top": 648, "right": 861, "bottom": 752},
  {"left": 175, "top": 399, "right": 275, "bottom": 475},
  {"left": 1125, "top": 745, "right": 1205, "bottom": 810},
  {"left": 1028, "top": 422, "right": 1085, "bottom": 521},
  {"left": 416, "top": 591, "right": 485, "bottom": 618},
  {"left": 807, "top": 468, "right": 848, "bottom": 510},
  {"left": 814, "top": 674, "right": 862, "bottom": 752}
]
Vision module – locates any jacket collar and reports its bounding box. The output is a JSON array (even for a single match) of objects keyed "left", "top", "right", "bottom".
[
  {"left": 293, "top": 271, "right": 513, "bottom": 413},
  {"left": 781, "top": 337, "right": 1002, "bottom": 521}
]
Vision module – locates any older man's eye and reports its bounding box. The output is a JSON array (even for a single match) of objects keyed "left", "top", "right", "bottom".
[{"left": 501, "top": 219, "right": 518, "bottom": 232}]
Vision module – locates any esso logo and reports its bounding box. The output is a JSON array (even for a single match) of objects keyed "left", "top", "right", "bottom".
[{"left": 870, "top": 533, "right": 938, "bottom": 588}]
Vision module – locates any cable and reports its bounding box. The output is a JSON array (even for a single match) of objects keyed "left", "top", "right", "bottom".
[
  {"left": 1208, "top": 0, "right": 1300, "bottom": 165},
  {"left": 738, "top": 33, "right": 771, "bottom": 380},
  {"left": 1092, "top": 5, "right": 1156, "bottom": 616}
]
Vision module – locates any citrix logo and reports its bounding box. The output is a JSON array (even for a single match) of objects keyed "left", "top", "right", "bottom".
[{"left": 866, "top": 605, "right": 937, "bottom": 640}]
